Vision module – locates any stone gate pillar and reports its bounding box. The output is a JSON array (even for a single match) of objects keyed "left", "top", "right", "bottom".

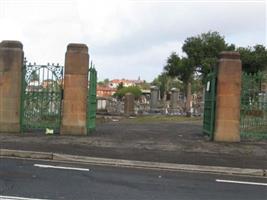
[
  {"left": 0, "top": 40, "right": 24, "bottom": 133},
  {"left": 214, "top": 52, "right": 242, "bottom": 142},
  {"left": 61, "top": 43, "right": 89, "bottom": 135},
  {"left": 124, "top": 92, "right": 134, "bottom": 116}
]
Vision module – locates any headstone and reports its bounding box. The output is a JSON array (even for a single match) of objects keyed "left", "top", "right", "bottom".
[
  {"left": 124, "top": 93, "right": 134, "bottom": 116},
  {"left": 150, "top": 86, "right": 159, "bottom": 111},
  {"left": 170, "top": 88, "right": 179, "bottom": 109}
]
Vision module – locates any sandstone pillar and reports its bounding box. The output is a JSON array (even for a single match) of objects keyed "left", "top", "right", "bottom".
[
  {"left": 214, "top": 52, "right": 242, "bottom": 142},
  {"left": 0, "top": 40, "right": 24, "bottom": 133},
  {"left": 124, "top": 93, "right": 134, "bottom": 116},
  {"left": 61, "top": 43, "right": 89, "bottom": 135}
]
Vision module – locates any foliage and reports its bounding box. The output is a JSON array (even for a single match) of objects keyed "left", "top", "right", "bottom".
[
  {"left": 117, "top": 82, "right": 124, "bottom": 90},
  {"left": 136, "top": 81, "right": 151, "bottom": 90},
  {"left": 98, "top": 78, "right": 110, "bottom": 86},
  {"left": 164, "top": 53, "right": 194, "bottom": 85},
  {"left": 182, "top": 31, "right": 234, "bottom": 80},
  {"left": 238, "top": 45, "right": 267, "bottom": 73},
  {"left": 152, "top": 72, "right": 182, "bottom": 98},
  {"left": 114, "top": 86, "right": 142, "bottom": 100}
]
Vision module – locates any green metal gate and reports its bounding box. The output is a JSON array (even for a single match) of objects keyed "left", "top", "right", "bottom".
[
  {"left": 87, "top": 62, "right": 97, "bottom": 133},
  {"left": 240, "top": 71, "right": 267, "bottom": 139},
  {"left": 20, "top": 59, "right": 63, "bottom": 133},
  {"left": 203, "top": 68, "right": 217, "bottom": 139}
]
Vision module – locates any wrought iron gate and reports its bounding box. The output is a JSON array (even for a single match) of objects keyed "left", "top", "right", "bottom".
[
  {"left": 203, "top": 68, "right": 217, "bottom": 139},
  {"left": 20, "top": 59, "right": 63, "bottom": 133},
  {"left": 87, "top": 63, "right": 97, "bottom": 133},
  {"left": 240, "top": 71, "right": 267, "bottom": 139}
]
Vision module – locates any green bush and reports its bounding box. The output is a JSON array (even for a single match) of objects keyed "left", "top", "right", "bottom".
[{"left": 114, "top": 86, "right": 142, "bottom": 100}]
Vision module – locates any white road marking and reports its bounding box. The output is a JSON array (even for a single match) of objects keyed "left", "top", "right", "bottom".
[
  {"left": 0, "top": 195, "right": 50, "bottom": 200},
  {"left": 34, "top": 164, "right": 90, "bottom": 171},
  {"left": 216, "top": 179, "right": 267, "bottom": 186}
]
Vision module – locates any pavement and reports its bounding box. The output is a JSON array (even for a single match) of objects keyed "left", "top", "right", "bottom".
[
  {"left": 0, "top": 119, "right": 267, "bottom": 174},
  {"left": 1, "top": 158, "right": 267, "bottom": 200}
]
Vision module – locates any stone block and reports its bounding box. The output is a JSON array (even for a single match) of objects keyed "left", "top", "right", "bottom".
[
  {"left": 214, "top": 51, "right": 241, "bottom": 142},
  {"left": 214, "top": 120, "right": 240, "bottom": 142},
  {"left": 64, "top": 86, "right": 87, "bottom": 101},
  {"left": 64, "top": 44, "right": 89, "bottom": 75},
  {"left": 61, "top": 43, "right": 89, "bottom": 135},
  {"left": 64, "top": 74, "right": 88, "bottom": 88},
  {"left": 0, "top": 40, "right": 23, "bottom": 133}
]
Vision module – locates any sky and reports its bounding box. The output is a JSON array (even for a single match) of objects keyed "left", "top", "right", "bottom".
[{"left": 0, "top": 0, "right": 266, "bottom": 82}]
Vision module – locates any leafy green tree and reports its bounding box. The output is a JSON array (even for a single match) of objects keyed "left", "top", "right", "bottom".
[
  {"left": 182, "top": 31, "right": 234, "bottom": 80},
  {"left": 114, "top": 86, "right": 142, "bottom": 100},
  {"left": 117, "top": 82, "right": 124, "bottom": 90},
  {"left": 164, "top": 53, "right": 194, "bottom": 116},
  {"left": 238, "top": 45, "right": 267, "bottom": 73}
]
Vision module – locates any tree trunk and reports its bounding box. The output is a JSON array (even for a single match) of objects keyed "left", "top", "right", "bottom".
[{"left": 186, "top": 82, "right": 192, "bottom": 117}]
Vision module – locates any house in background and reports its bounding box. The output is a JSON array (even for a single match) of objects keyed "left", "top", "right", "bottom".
[{"left": 97, "top": 86, "right": 116, "bottom": 97}]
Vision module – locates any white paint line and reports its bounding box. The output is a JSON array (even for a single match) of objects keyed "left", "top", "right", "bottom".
[
  {"left": 34, "top": 164, "right": 90, "bottom": 172},
  {"left": 216, "top": 179, "right": 267, "bottom": 186},
  {"left": 0, "top": 195, "right": 50, "bottom": 200}
]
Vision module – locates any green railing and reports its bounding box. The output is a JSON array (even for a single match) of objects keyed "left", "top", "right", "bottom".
[
  {"left": 87, "top": 62, "right": 97, "bottom": 133},
  {"left": 203, "top": 68, "right": 217, "bottom": 140},
  {"left": 240, "top": 72, "right": 267, "bottom": 139},
  {"left": 20, "top": 59, "right": 63, "bottom": 133}
]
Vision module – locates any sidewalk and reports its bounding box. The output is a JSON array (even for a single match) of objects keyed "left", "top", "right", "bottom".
[{"left": 1, "top": 119, "right": 266, "bottom": 169}]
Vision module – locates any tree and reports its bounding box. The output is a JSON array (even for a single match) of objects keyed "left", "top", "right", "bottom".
[
  {"left": 114, "top": 86, "right": 142, "bottom": 100},
  {"left": 182, "top": 31, "right": 234, "bottom": 80},
  {"left": 238, "top": 45, "right": 267, "bottom": 73},
  {"left": 164, "top": 53, "right": 194, "bottom": 116},
  {"left": 117, "top": 82, "right": 124, "bottom": 90},
  {"left": 98, "top": 78, "right": 110, "bottom": 86}
]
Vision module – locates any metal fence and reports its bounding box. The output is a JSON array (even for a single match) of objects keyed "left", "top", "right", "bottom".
[{"left": 240, "top": 72, "right": 267, "bottom": 139}]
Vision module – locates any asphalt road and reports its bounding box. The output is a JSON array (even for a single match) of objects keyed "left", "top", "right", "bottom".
[{"left": 0, "top": 158, "right": 266, "bottom": 200}]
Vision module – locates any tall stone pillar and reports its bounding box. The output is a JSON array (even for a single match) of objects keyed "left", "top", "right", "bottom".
[
  {"left": 214, "top": 52, "right": 242, "bottom": 142},
  {"left": 124, "top": 93, "right": 134, "bottom": 116},
  {"left": 170, "top": 88, "right": 179, "bottom": 109},
  {"left": 61, "top": 43, "right": 89, "bottom": 135},
  {"left": 150, "top": 86, "right": 159, "bottom": 111},
  {"left": 0, "top": 40, "right": 24, "bottom": 133}
]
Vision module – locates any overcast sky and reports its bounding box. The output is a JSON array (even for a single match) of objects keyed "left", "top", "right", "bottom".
[{"left": 0, "top": 0, "right": 266, "bottom": 81}]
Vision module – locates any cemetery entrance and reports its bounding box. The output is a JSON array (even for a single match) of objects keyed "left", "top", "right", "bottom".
[{"left": 20, "top": 60, "right": 64, "bottom": 133}]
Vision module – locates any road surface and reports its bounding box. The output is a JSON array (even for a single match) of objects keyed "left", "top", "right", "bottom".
[{"left": 0, "top": 158, "right": 266, "bottom": 200}]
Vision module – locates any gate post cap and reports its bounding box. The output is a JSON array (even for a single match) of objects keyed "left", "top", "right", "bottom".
[
  {"left": 0, "top": 40, "right": 23, "bottom": 49},
  {"left": 67, "top": 43, "right": 88, "bottom": 53},
  {"left": 219, "top": 51, "right": 240, "bottom": 60}
]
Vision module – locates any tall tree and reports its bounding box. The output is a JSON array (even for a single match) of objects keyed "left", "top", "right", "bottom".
[
  {"left": 238, "top": 45, "right": 267, "bottom": 73},
  {"left": 164, "top": 53, "right": 194, "bottom": 116},
  {"left": 182, "top": 31, "right": 234, "bottom": 80}
]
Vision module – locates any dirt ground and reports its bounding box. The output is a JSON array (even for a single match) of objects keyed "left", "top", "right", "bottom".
[{"left": 0, "top": 117, "right": 266, "bottom": 168}]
